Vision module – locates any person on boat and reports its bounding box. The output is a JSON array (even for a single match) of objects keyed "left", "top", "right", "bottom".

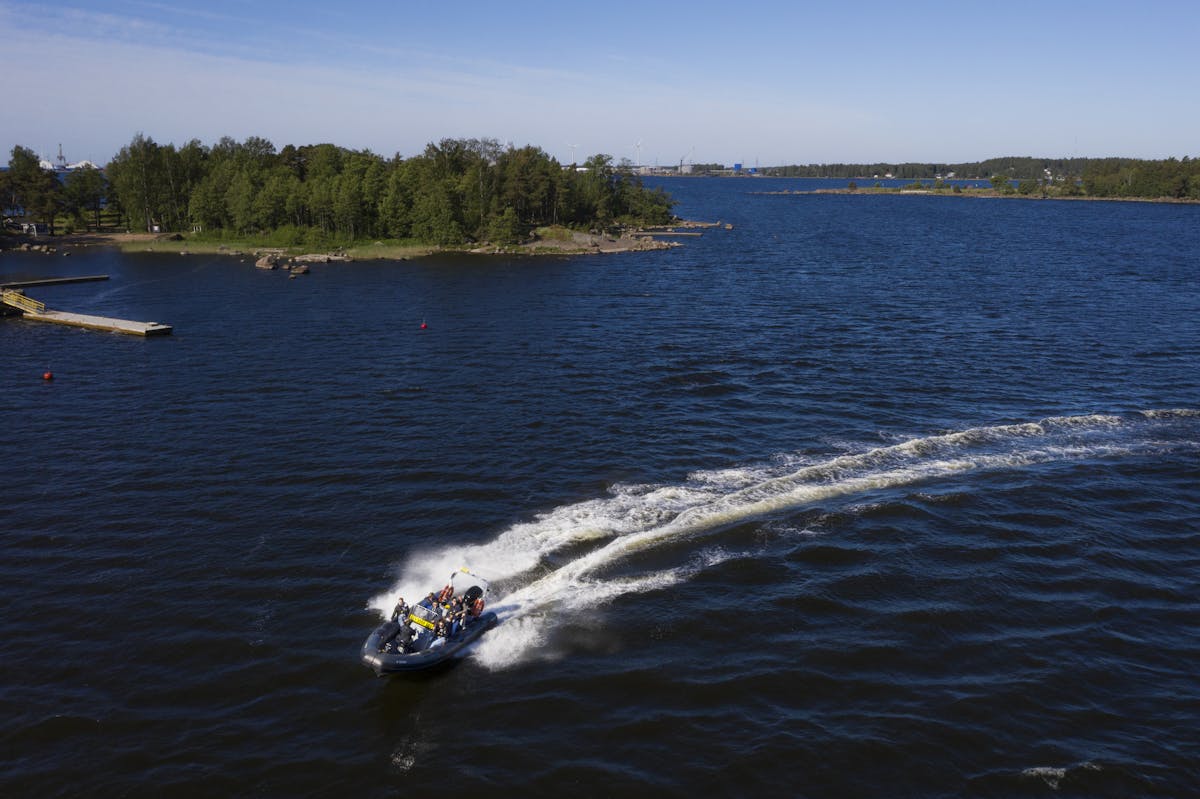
[
  {"left": 429, "top": 620, "right": 449, "bottom": 649},
  {"left": 445, "top": 597, "right": 464, "bottom": 635},
  {"left": 419, "top": 592, "right": 437, "bottom": 609},
  {"left": 447, "top": 605, "right": 467, "bottom": 636},
  {"left": 390, "top": 597, "right": 409, "bottom": 622}
]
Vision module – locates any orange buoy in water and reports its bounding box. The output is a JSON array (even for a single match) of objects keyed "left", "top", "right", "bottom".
[{"left": 42, "top": 371, "right": 53, "bottom": 381}]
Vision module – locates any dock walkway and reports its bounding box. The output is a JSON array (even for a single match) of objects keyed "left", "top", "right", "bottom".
[
  {"left": 0, "top": 275, "right": 111, "bottom": 290},
  {"left": 1, "top": 286, "right": 172, "bottom": 336},
  {"left": 20, "top": 309, "right": 172, "bottom": 336}
]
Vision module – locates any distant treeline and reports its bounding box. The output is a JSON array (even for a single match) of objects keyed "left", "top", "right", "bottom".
[
  {"left": 761, "top": 157, "right": 1087, "bottom": 179},
  {"left": 2, "top": 136, "right": 676, "bottom": 243},
  {"left": 1077, "top": 158, "right": 1200, "bottom": 199},
  {"left": 758, "top": 156, "right": 1200, "bottom": 198}
]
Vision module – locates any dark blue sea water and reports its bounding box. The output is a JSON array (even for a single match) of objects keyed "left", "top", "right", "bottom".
[{"left": 2, "top": 179, "right": 1199, "bottom": 797}]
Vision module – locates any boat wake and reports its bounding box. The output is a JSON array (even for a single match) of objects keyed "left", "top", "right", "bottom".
[{"left": 367, "top": 410, "right": 1199, "bottom": 670}]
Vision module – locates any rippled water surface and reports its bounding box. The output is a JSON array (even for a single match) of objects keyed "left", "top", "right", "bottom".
[{"left": 2, "top": 180, "right": 1199, "bottom": 797}]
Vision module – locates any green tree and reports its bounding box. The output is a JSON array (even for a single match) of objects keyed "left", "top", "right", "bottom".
[
  {"left": 333, "top": 173, "right": 365, "bottom": 239},
  {"left": 380, "top": 164, "right": 416, "bottom": 238},
  {"left": 0, "top": 169, "right": 10, "bottom": 218},
  {"left": 576, "top": 154, "right": 617, "bottom": 228},
  {"left": 6, "top": 145, "right": 62, "bottom": 232},
  {"left": 63, "top": 165, "right": 108, "bottom": 230},
  {"left": 487, "top": 206, "right": 523, "bottom": 245},
  {"left": 254, "top": 170, "right": 293, "bottom": 230},
  {"left": 411, "top": 183, "right": 464, "bottom": 245},
  {"left": 224, "top": 171, "right": 257, "bottom": 233},
  {"left": 189, "top": 161, "right": 232, "bottom": 231},
  {"left": 107, "top": 133, "right": 164, "bottom": 231},
  {"left": 307, "top": 173, "right": 336, "bottom": 234}
]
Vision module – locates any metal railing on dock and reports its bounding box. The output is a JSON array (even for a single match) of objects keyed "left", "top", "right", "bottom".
[
  {"left": 1, "top": 287, "right": 171, "bottom": 336},
  {"left": 1, "top": 289, "right": 46, "bottom": 314}
]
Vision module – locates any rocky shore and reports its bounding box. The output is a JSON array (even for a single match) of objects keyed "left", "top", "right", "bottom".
[{"left": 4, "top": 223, "right": 723, "bottom": 261}]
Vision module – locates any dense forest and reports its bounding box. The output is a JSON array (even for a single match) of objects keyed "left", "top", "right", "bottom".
[{"left": 1, "top": 135, "right": 676, "bottom": 244}]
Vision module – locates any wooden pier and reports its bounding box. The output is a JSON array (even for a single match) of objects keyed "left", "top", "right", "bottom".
[{"left": 0, "top": 285, "right": 172, "bottom": 336}]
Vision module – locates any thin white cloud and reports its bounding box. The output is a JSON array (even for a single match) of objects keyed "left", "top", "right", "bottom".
[
  {"left": 128, "top": 0, "right": 260, "bottom": 27},
  {"left": 0, "top": 16, "right": 626, "bottom": 160},
  {"left": 4, "top": 1, "right": 1197, "bottom": 164}
]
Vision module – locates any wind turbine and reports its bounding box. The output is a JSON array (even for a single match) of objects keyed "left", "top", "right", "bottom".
[{"left": 567, "top": 143, "right": 579, "bottom": 164}]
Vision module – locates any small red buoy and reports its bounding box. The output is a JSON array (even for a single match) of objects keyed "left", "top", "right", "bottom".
[
  {"left": 420, "top": 320, "right": 428, "bottom": 330},
  {"left": 43, "top": 371, "right": 53, "bottom": 381}
]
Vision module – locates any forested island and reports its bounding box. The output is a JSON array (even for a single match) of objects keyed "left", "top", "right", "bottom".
[
  {"left": 1, "top": 135, "right": 677, "bottom": 255},
  {"left": 4, "top": 139, "right": 1200, "bottom": 259}
]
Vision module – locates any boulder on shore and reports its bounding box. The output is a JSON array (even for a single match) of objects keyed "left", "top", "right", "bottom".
[{"left": 293, "top": 253, "right": 351, "bottom": 263}]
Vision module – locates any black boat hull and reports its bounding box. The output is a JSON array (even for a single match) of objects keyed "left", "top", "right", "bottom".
[{"left": 360, "top": 612, "right": 498, "bottom": 675}]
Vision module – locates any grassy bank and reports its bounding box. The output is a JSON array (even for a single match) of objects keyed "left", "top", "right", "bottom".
[{"left": 107, "top": 232, "right": 434, "bottom": 260}]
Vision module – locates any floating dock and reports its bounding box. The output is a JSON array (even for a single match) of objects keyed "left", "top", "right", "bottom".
[
  {"left": 0, "top": 275, "right": 111, "bottom": 290},
  {"left": 18, "top": 308, "right": 172, "bottom": 336},
  {"left": 1, "top": 287, "right": 172, "bottom": 336}
]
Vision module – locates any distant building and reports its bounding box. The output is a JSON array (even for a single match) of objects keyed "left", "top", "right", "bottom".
[{"left": 38, "top": 144, "right": 99, "bottom": 173}]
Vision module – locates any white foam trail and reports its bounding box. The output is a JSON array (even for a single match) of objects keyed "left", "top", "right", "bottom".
[{"left": 367, "top": 411, "right": 1199, "bottom": 669}]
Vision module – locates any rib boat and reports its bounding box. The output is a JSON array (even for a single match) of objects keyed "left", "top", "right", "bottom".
[{"left": 361, "top": 568, "right": 498, "bottom": 675}]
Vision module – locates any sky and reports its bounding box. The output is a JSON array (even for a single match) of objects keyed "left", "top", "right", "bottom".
[{"left": 3, "top": 0, "right": 1199, "bottom": 167}]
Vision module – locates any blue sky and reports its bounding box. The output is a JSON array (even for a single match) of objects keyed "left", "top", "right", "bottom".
[{"left": 3, "top": 0, "right": 1198, "bottom": 167}]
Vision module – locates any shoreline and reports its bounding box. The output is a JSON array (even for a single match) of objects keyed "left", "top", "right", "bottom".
[
  {"left": 2, "top": 224, "right": 703, "bottom": 261},
  {"left": 753, "top": 187, "right": 1200, "bottom": 204}
]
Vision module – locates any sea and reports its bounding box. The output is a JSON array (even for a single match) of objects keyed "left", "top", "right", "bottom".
[{"left": 2, "top": 178, "right": 1198, "bottom": 798}]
